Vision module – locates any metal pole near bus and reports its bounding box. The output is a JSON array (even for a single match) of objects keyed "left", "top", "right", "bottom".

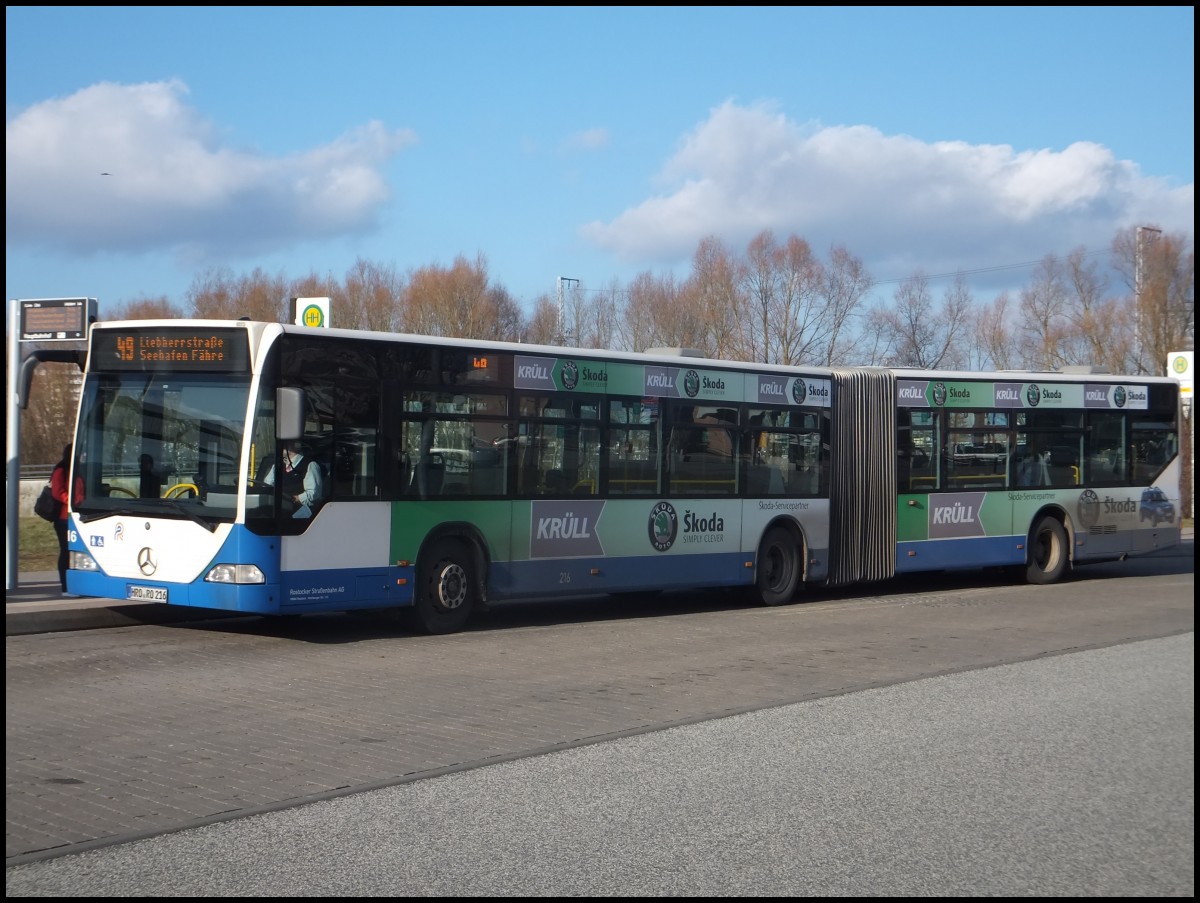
[
  {"left": 6, "top": 298, "right": 22, "bottom": 591},
  {"left": 6, "top": 297, "right": 96, "bottom": 591}
]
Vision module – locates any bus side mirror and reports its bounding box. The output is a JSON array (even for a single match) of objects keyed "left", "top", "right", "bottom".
[{"left": 277, "top": 387, "right": 306, "bottom": 441}]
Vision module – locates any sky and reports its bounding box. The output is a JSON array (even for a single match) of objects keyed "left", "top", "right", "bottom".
[{"left": 5, "top": 6, "right": 1195, "bottom": 323}]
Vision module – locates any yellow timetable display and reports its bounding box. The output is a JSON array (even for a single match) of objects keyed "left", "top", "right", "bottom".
[{"left": 92, "top": 328, "right": 251, "bottom": 372}]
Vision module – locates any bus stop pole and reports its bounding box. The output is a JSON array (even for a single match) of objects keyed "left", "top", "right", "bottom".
[{"left": 6, "top": 298, "right": 23, "bottom": 591}]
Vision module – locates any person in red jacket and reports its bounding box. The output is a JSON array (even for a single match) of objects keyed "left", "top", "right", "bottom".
[{"left": 49, "top": 443, "right": 84, "bottom": 592}]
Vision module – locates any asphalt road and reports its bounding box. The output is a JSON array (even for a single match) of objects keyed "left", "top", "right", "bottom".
[
  {"left": 5, "top": 538, "right": 1194, "bottom": 895},
  {"left": 6, "top": 635, "right": 1194, "bottom": 896}
]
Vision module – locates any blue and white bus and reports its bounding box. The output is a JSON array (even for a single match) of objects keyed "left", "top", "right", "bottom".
[{"left": 64, "top": 319, "right": 1182, "bottom": 632}]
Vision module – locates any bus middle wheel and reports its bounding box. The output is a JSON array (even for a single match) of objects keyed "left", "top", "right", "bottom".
[
  {"left": 756, "top": 526, "right": 801, "bottom": 606},
  {"left": 1026, "top": 515, "right": 1069, "bottom": 585}
]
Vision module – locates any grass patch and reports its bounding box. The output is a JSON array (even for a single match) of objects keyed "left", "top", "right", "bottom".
[{"left": 18, "top": 517, "right": 61, "bottom": 573}]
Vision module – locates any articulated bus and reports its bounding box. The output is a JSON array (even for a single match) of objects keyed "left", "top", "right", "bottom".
[{"left": 64, "top": 320, "right": 1182, "bottom": 633}]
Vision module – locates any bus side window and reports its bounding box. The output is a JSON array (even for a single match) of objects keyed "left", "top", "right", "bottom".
[
  {"left": 343, "top": 434, "right": 378, "bottom": 497},
  {"left": 543, "top": 469, "right": 567, "bottom": 495},
  {"left": 415, "top": 451, "right": 445, "bottom": 497},
  {"left": 1047, "top": 445, "right": 1080, "bottom": 487},
  {"left": 898, "top": 441, "right": 930, "bottom": 491}
]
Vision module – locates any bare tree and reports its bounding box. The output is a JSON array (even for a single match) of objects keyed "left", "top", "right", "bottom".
[
  {"left": 41, "top": 225, "right": 1189, "bottom": 385},
  {"left": 769, "top": 235, "right": 824, "bottom": 365},
  {"left": 1014, "top": 255, "right": 1075, "bottom": 370},
  {"left": 484, "top": 285, "right": 527, "bottom": 343},
  {"left": 187, "top": 266, "right": 290, "bottom": 322},
  {"left": 403, "top": 254, "right": 504, "bottom": 340},
  {"left": 524, "top": 295, "right": 562, "bottom": 345},
  {"left": 732, "top": 232, "right": 872, "bottom": 366},
  {"left": 617, "top": 271, "right": 707, "bottom": 353},
  {"left": 878, "top": 272, "right": 972, "bottom": 369},
  {"left": 972, "top": 291, "right": 1017, "bottom": 371},
  {"left": 568, "top": 280, "right": 621, "bottom": 350},
  {"left": 739, "top": 230, "right": 782, "bottom": 363},
  {"left": 559, "top": 280, "right": 592, "bottom": 347},
  {"left": 103, "top": 296, "right": 182, "bottom": 320},
  {"left": 615, "top": 272, "right": 661, "bottom": 353},
  {"left": 817, "top": 245, "right": 873, "bottom": 366},
  {"left": 338, "top": 258, "right": 406, "bottom": 333},
  {"left": 19, "top": 362, "right": 79, "bottom": 464},
  {"left": 857, "top": 303, "right": 898, "bottom": 367},
  {"left": 683, "top": 236, "right": 745, "bottom": 361},
  {"left": 1112, "top": 226, "right": 1195, "bottom": 375},
  {"left": 1058, "top": 246, "right": 1129, "bottom": 372}
]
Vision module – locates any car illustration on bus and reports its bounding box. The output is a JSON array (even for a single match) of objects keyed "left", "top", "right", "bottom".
[{"left": 1139, "top": 487, "right": 1175, "bottom": 526}]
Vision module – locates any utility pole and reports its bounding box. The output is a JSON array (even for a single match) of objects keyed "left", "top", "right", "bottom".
[
  {"left": 1135, "top": 226, "right": 1162, "bottom": 374},
  {"left": 556, "top": 277, "right": 579, "bottom": 346}
]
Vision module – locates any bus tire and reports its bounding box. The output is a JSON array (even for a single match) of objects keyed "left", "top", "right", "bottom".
[
  {"left": 413, "top": 539, "right": 475, "bottom": 634},
  {"left": 755, "top": 526, "right": 801, "bottom": 606},
  {"left": 1026, "top": 515, "right": 1069, "bottom": 585}
]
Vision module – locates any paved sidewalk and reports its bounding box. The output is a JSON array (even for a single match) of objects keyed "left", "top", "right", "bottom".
[
  {"left": 6, "top": 570, "right": 62, "bottom": 601},
  {"left": 6, "top": 571, "right": 240, "bottom": 635}
]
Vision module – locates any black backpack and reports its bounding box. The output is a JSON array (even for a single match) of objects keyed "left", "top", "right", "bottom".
[{"left": 34, "top": 484, "right": 58, "bottom": 522}]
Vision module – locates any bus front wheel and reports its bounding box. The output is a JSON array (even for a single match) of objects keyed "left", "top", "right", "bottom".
[
  {"left": 1026, "top": 516, "right": 1069, "bottom": 585},
  {"left": 755, "top": 527, "right": 801, "bottom": 606},
  {"left": 413, "top": 539, "right": 476, "bottom": 634}
]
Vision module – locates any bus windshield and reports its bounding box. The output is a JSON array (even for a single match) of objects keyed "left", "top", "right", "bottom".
[{"left": 73, "top": 370, "right": 253, "bottom": 525}]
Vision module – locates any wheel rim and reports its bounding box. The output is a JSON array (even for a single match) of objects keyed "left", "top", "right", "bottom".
[
  {"left": 1036, "top": 528, "right": 1061, "bottom": 573},
  {"left": 435, "top": 562, "right": 468, "bottom": 611},
  {"left": 763, "top": 543, "right": 791, "bottom": 592}
]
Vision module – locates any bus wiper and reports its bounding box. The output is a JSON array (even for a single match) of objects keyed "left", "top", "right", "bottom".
[
  {"left": 161, "top": 499, "right": 218, "bottom": 533},
  {"left": 77, "top": 501, "right": 216, "bottom": 532},
  {"left": 78, "top": 507, "right": 139, "bottom": 524}
]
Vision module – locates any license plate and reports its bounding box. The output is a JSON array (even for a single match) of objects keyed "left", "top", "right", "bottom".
[{"left": 127, "top": 585, "right": 168, "bottom": 602}]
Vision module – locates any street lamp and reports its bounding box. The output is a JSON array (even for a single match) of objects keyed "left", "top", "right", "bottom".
[{"left": 557, "top": 277, "right": 579, "bottom": 345}]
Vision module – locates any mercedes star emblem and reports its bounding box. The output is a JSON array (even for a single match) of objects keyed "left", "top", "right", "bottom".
[{"left": 137, "top": 547, "right": 158, "bottom": 576}]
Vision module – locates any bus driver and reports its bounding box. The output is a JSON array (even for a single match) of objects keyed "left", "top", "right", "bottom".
[{"left": 262, "top": 440, "right": 325, "bottom": 517}]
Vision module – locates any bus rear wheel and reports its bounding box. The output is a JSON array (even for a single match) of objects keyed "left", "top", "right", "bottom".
[
  {"left": 755, "top": 527, "right": 801, "bottom": 606},
  {"left": 413, "top": 539, "right": 476, "bottom": 634},
  {"left": 1026, "top": 516, "right": 1069, "bottom": 585}
]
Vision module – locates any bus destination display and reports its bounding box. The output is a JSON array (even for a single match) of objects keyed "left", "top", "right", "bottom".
[{"left": 92, "top": 328, "right": 251, "bottom": 372}]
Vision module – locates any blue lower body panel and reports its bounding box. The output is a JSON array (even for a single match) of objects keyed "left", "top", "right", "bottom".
[
  {"left": 895, "top": 535, "right": 1025, "bottom": 573},
  {"left": 492, "top": 550, "right": 751, "bottom": 599}
]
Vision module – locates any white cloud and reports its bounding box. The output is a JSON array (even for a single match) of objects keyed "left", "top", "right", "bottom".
[
  {"left": 580, "top": 100, "right": 1194, "bottom": 287},
  {"left": 4, "top": 80, "right": 417, "bottom": 261}
]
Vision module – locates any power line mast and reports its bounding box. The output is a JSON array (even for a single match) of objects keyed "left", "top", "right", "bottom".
[
  {"left": 1135, "top": 226, "right": 1162, "bottom": 374},
  {"left": 557, "top": 276, "right": 579, "bottom": 345}
]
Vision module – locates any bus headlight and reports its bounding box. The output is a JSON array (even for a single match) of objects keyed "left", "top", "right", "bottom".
[
  {"left": 69, "top": 551, "right": 98, "bottom": 571},
  {"left": 204, "top": 564, "right": 266, "bottom": 584}
]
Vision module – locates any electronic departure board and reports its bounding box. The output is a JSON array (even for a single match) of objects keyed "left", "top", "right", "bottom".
[
  {"left": 19, "top": 297, "right": 96, "bottom": 341},
  {"left": 91, "top": 327, "right": 251, "bottom": 372}
]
